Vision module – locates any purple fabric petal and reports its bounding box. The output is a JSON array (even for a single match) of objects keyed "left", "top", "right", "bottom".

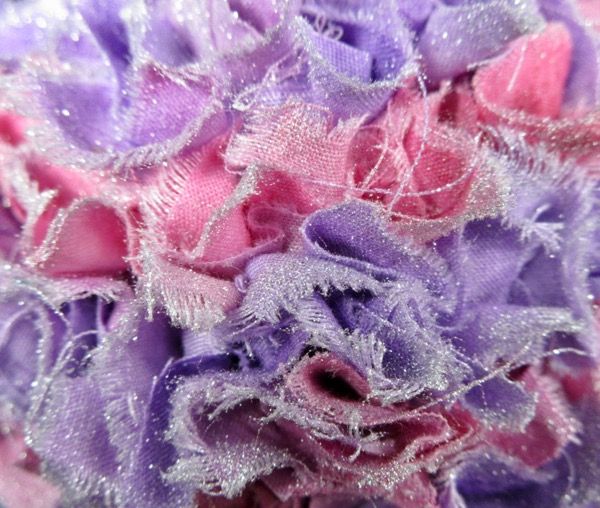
[
  {"left": 27, "top": 293, "right": 184, "bottom": 505},
  {"left": 448, "top": 451, "right": 568, "bottom": 508},
  {"left": 303, "top": 201, "right": 444, "bottom": 283},
  {"left": 434, "top": 221, "right": 532, "bottom": 309},
  {"left": 78, "top": 0, "right": 131, "bottom": 75},
  {"left": 447, "top": 376, "right": 600, "bottom": 506},
  {"left": 300, "top": 0, "right": 411, "bottom": 80},
  {"left": 0, "top": 295, "right": 51, "bottom": 422},
  {"left": 244, "top": 0, "right": 415, "bottom": 119},
  {"left": 397, "top": 0, "right": 437, "bottom": 32},
  {"left": 41, "top": 80, "right": 118, "bottom": 154},
  {"left": 0, "top": 271, "right": 104, "bottom": 425},
  {"left": 0, "top": 205, "right": 20, "bottom": 261},
  {"left": 0, "top": 1, "right": 60, "bottom": 69},
  {"left": 462, "top": 375, "right": 537, "bottom": 429},
  {"left": 124, "top": 354, "right": 234, "bottom": 508},
  {"left": 29, "top": 371, "right": 120, "bottom": 502}
]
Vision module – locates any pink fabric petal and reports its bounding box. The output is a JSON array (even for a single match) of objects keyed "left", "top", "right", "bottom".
[
  {"left": 1, "top": 155, "right": 132, "bottom": 277},
  {"left": 436, "top": 81, "right": 480, "bottom": 133},
  {"left": 0, "top": 156, "right": 98, "bottom": 226},
  {"left": 161, "top": 151, "right": 251, "bottom": 263},
  {"left": 29, "top": 200, "right": 128, "bottom": 276},
  {"left": 561, "top": 370, "right": 596, "bottom": 405},
  {"left": 360, "top": 88, "right": 478, "bottom": 220},
  {"left": 475, "top": 23, "right": 572, "bottom": 120},
  {"left": 393, "top": 116, "right": 475, "bottom": 219},
  {"left": 303, "top": 473, "right": 437, "bottom": 508},
  {"left": 0, "top": 113, "right": 25, "bottom": 146},
  {"left": 349, "top": 88, "right": 495, "bottom": 240},
  {"left": 473, "top": 22, "right": 600, "bottom": 155},
  {"left": 285, "top": 353, "right": 394, "bottom": 424},
  {"left": 144, "top": 137, "right": 253, "bottom": 269},
  {"left": 195, "top": 482, "right": 297, "bottom": 508},
  {"left": 142, "top": 252, "right": 241, "bottom": 316},
  {"left": 0, "top": 432, "right": 60, "bottom": 508},
  {"left": 388, "top": 472, "right": 439, "bottom": 508},
  {"left": 25, "top": 157, "right": 98, "bottom": 207}
]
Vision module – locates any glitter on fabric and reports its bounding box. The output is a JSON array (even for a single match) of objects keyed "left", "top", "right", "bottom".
[{"left": 0, "top": 1, "right": 599, "bottom": 507}]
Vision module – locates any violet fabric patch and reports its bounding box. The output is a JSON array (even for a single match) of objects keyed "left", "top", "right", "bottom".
[{"left": 0, "top": 0, "right": 600, "bottom": 507}]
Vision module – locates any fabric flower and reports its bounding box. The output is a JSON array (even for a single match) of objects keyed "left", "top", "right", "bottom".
[
  {"left": 135, "top": 130, "right": 305, "bottom": 330},
  {"left": 4, "top": 0, "right": 230, "bottom": 171},
  {"left": 0, "top": 1, "right": 599, "bottom": 507},
  {"left": 133, "top": 151, "right": 599, "bottom": 505}
]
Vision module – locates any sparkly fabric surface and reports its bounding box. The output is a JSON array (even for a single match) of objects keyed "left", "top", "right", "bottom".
[{"left": 0, "top": 0, "right": 600, "bottom": 507}]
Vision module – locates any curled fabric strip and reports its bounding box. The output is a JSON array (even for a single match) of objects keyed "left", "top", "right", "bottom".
[{"left": 0, "top": 1, "right": 599, "bottom": 507}]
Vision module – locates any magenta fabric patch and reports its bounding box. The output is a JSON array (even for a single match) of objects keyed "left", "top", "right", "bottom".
[{"left": 0, "top": 0, "right": 599, "bottom": 507}]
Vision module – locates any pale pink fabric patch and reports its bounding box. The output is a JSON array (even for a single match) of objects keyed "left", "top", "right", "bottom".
[
  {"left": 226, "top": 101, "right": 362, "bottom": 211},
  {"left": 0, "top": 431, "right": 60, "bottom": 508},
  {"left": 576, "top": 0, "right": 600, "bottom": 33}
]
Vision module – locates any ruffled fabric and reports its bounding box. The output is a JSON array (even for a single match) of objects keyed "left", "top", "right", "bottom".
[{"left": 0, "top": 0, "right": 599, "bottom": 507}]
